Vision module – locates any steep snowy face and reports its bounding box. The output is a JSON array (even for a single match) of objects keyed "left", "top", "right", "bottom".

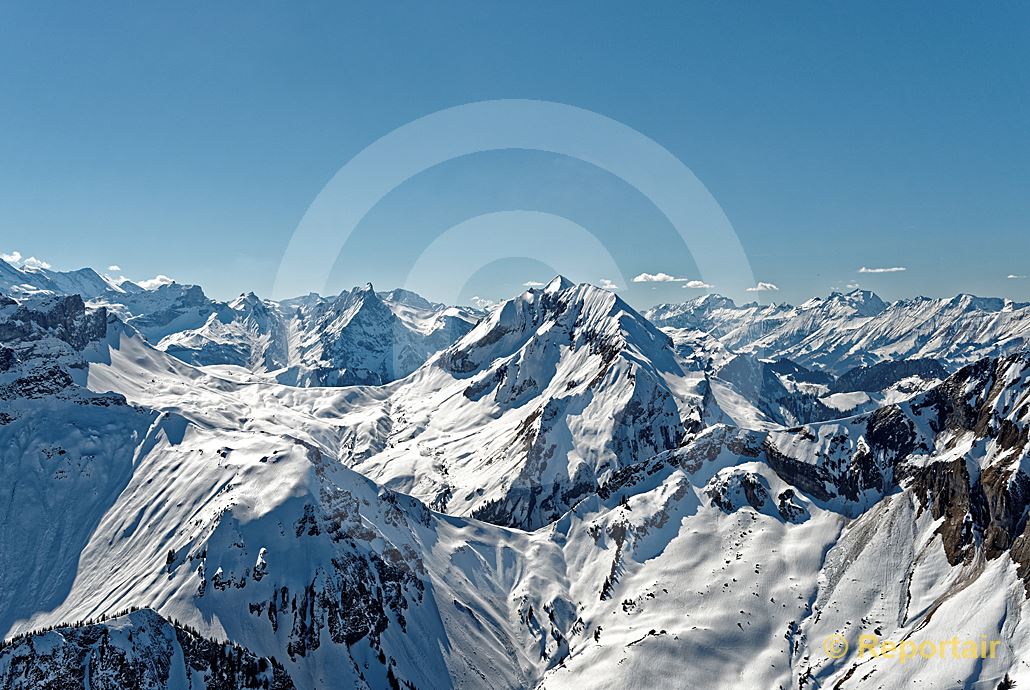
[
  {"left": 277, "top": 284, "right": 478, "bottom": 387},
  {"left": 341, "top": 277, "right": 703, "bottom": 530},
  {"left": 0, "top": 295, "right": 155, "bottom": 637}
]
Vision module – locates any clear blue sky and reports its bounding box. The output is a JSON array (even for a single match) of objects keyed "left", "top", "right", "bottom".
[{"left": 1, "top": 1, "right": 1027, "bottom": 307}]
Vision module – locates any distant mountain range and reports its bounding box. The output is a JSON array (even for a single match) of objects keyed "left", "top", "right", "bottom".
[
  {"left": 646, "top": 288, "right": 1030, "bottom": 373},
  {"left": 2, "top": 260, "right": 1030, "bottom": 689},
  {"left": 0, "top": 259, "right": 482, "bottom": 387}
]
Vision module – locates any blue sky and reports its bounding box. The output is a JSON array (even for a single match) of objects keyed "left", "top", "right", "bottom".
[{"left": 0, "top": 1, "right": 1027, "bottom": 306}]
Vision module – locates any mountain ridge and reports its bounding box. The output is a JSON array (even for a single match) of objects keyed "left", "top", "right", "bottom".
[{"left": 2, "top": 268, "right": 1030, "bottom": 688}]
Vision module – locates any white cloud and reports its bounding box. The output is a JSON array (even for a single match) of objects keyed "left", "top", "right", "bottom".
[
  {"left": 1007, "top": 274, "right": 1026, "bottom": 279},
  {"left": 858, "top": 266, "right": 906, "bottom": 274},
  {"left": 846, "top": 282, "right": 861, "bottom": 289},
  {"left": 523, "top": 281, "right": 546, "bottom": 288},
  {"left": 137, "top": 274, "right": 175, "bottom": 290},
  {"left": 1, "top": 250, "right": 51, "bottom": 270},
  {"left": 599, "top": 278, "right": 619, "bottom": 290},
  {"left": 108, "top": 265, "right": 121, "bottom": 272},
  {"left": 745, "top": 281, "right": 779, "bottom": 292},
  {"left": 682, "top": 280, "right": 714, "bottom": 289},
  {"left": 633, "top": 271, "right": 711, "bottom": 284}
]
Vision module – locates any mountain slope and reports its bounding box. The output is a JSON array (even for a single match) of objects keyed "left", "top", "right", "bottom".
[
  {"left": 335, "top": 277, "right": 704, "bottom": 530},
  {"left": 4, "top": 277, "right": 1030, "bottom": 689}
]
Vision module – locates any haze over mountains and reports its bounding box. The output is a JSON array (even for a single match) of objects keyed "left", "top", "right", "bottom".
[{"left": 3, "top": 258, "right": 1030, "bottom": 689}]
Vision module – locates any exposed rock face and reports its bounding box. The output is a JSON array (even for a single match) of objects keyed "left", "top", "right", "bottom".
[
  {"left": 0, "top": 609, "right": 296, "bottom": 690},
  {"left": 829, "top": 358, "right": 948, "bottom": 394},
  {"left": 894, "top": 355, "right": 1030, "bottom": 580},
  {"left": 0, "top": 294, "right": 108, "bottom": 351},
  {"left": 0, "top": 294, "right": 123, "bottom": 406},
  {"left": 0, "top": 346, "right": 16, "bottom": 372}
]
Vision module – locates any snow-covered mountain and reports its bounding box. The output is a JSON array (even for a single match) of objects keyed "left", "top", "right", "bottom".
[
  {"left": 155, "top": 284, "right": 479, "bottom": 386},
  {"left": 0, "top": 259, "right": 128, "bottom": 300},
  {"left": 156, "top": 291, "right": 292, "bottom": 371},
  {"left": 648, "top": 288, "right": 1030, "bottom": 374},
  {"left": 273, "top": 284, "right": 479, "bottom": 387},
  {"left": 334, "top": 276, "right": 704, "bottom": 529},
  {"left": 3, "top": 274, "right": 1030, "bottom": 689},
  {"left": 1, "top": 295, "right": 561, "bottom": 689},
  {"left": 0, "top": 260, "right": 479, "bottom": 387}
]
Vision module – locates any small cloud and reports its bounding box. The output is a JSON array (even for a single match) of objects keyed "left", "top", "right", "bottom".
[
  {"left": 523, "top": 281, "right": 546, "bottom": 288},
  {"left": 1, "top": 250, "right": 51, "bottom": 270},
  {"left": 137, "top": 274, "right": 175, "bottom": 290},
  {"left": 846, "top": 282, "right": 861, "bottom": 289},
  {"left": 633, "top": 272, "right": 683, "bottom": 283},
  {"left": 1007, "top": 274, "right": 1026, "bottom": 280},
  {"left": 746, "top": 281, "right": 779, "bottom": 292},
  {"left": 599, "top": 278, "right": 619, "bottom": 290},
  {"left": 108, "top": 265, "right": 121, "bottom": 272},
  {"left": 633, "top": 272, "right": 713, "bottom": 288},
  {"left": 858, "top": 266, "right": 906, "bottom": 274}
]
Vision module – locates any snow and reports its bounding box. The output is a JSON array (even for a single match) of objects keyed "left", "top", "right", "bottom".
[{"left": 2, "top": 273, "right": 1030, "bottom": 689}]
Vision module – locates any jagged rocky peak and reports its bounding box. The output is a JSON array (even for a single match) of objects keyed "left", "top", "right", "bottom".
[
  {"left": 225, "top": 291, "right": 282, "bottom": 326},
  {"left": 358, "top": 276, "right": 699, "bottom": 530},
  {"left": 324, "top": 282, "right": 388, "bottom": 321},
  {"left": 229, "top": 290, "right": 266, "bottom": 310},
  {"left": 444, "top": 275, "right": 672, "bottom": 376}
]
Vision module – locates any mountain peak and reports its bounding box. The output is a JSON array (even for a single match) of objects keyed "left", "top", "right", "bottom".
[
  {"left": 690, "top": 293, "right": 736, "bottom": 310},
  {"left": 381, "top": 287, "right": 435, "bottom": 310},
  {"left": 544, "top": 275, "right": 574, "bottom": 293}
]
